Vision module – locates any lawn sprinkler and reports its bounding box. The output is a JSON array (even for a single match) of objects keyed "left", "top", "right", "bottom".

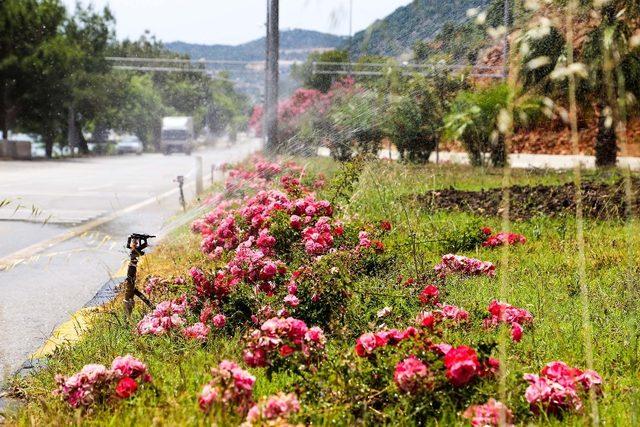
[
  {"left": 123, "top": 233, "right": 155, "bottom": 316},
  {"left": 174, "top": 175, "right": 186, "bottom": 211}
]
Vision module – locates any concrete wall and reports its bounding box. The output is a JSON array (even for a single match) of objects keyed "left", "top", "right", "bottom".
[{"left": 0, "top": 140, "right": 32, "bottom": 160}]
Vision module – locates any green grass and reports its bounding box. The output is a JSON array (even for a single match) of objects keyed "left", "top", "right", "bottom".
[{"left": 5, "top": 159, "right": 640, "bottom": 426}]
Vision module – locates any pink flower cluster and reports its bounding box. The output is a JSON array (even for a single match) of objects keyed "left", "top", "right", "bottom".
[
  {"left": 416, "top": 304, "right": 469, "bottom": 329},
  {"left": 200, "top": 215, "right": 240, "bottom": 258},
  {"left": 222, "top": 157, "right": 286, "bottom": 193},
  {"left": 255, "top": 160, "right": 282, "bottom": 180},
  {"left": 183, "top": 322, "right": 210, "bottom": 342},
  {"left": 239, "top": 190, "right": 291, "bottom": 231},
  {"left": 354, "top": 327, "right": 418, "bottom": 357},
  {"left": 524, "top": 361, "right": 602, "bottom": 415},
  {"left": 483, "top": 232, "right": 527, "bottom": 248},
  {"left": 390, "top": 343, "right": 499, "bottom": 394},
  {"left": 192, "top": 183, "right": 341, "bottom": 301},
  {"left": 199, "top": 360, "right": 256, "bottom": 415},
  {"left": 192, "top": 198, "right": 238, "bottom": 234},
  {"left": 137, "top": 297, "right": 187, "bottom": 336},
  {"left": 303, "top": 216, "right": 338, "bottom": 255},
  {"left": 225, "top": 244, "right": 286, "bottom": 295},
  {"left": 243, "top": 317, "right": 326, "bottom": 368},
  {"left": 418, "top": 284, "right": 439, "bottom": 305},
  {"left": 244, "top": 392, "right": 300, "bottom": 425},
  {"left": 54, "top": 355, "right": 151, "bottom": 408},
  {"left": 249, "top": 87, "right": 333, "bottom": 137},
  {"left": 190, "top": 267, "right": 236, "bottom": 300},
  {"left": 444, "top": 345, "right": 494, "bottom": 387},
  {"left": 463, "top": 399, "right": 514, "bottom": 427},
  {"left": 394, "top": 356, "right": 433, "bottom": 394},
  {"left": 484, "top": 300, "right": 534, "bottom": 342},
  {"left": 434, "top": 254, "right": 496, "bottom": 278}
]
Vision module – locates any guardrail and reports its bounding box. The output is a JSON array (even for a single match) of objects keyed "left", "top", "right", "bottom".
[{"left": 0, "top": 140, "right": 32, "bottom": 160}]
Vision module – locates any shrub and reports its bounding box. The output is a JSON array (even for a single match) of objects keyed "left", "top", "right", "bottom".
[
  {"left": 385, "top": 75, "right": 443, "bottom": 163},
  {"left": 444, "top": 83, "right": 543, "bottom": 167},
  {"left": 329, "top": 90, "right": 385, "bottom": 160}
]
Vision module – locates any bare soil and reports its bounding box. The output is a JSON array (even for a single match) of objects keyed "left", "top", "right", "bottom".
[{"left": 417, "top": 178, "right": 640, "bottom": 220}]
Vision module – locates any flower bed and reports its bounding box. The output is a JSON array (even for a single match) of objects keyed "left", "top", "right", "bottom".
[{"left": 12, "top": 156, "right": 623, "bottom": 426}]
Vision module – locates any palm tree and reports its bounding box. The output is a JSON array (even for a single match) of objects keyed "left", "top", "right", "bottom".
[{"left": 582, "top": 0, "right": 640, "bottom": 166}]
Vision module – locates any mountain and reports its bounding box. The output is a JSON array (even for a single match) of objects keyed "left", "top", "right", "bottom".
[
  {"left": 165, "top": 29, "right": 347, "bottom": 62},
  {"left": 346, "top": 0, "right": 493, "bottom": 58}
]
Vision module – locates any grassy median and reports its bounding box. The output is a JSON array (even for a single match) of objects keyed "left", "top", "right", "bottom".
[{"left": 5, "top": 157, "right": 640, "bottom": 426}]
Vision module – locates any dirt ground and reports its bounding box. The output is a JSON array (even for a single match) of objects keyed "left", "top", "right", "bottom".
[
  {"left": 436, "top": 118, "right": 640, "bottom": 157},
  {"left": 417, "top": 178, "right": 640, "bottom": 221}
]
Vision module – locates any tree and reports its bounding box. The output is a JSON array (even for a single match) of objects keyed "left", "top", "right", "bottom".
[
  {"left": 64, "top": 4, "right": 116, "bottom": 154},
  {"left": 581, "top": 0, "right": 640, "bottom": 167},
  {"left": 207, "top": 73, "right": 250, "bottom": 136},
  {"left": 118, "top": 74, "right": 166, "bottom": 148},
  {"left": 385, "top": 76, "right": 443, "bottom": 163},
  {"left": 0, "top": 0, "right": 66, "bottom": 140},
  {"left": 291, "top": 50, "right": 349, "bottom": 93},
  {"left": 19, "top": 33, "right": 76, "bottom": 157},
  {"left": 330, "top": 89, "right": 384, "bottom": 160},
  {"left": 444, "top": 83, "right": 542, "bottom": 167}
]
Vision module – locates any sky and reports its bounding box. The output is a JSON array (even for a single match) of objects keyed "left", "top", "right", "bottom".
[{"left": 61, "top": 0, "right": 413, "bottom": 46}]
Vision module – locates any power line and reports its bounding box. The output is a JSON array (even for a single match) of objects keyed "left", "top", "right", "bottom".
[
  {"left": 106, "top": 56, "right": 259, "bottom": 65},
  {"left": 109, "top": 65, "right": 264, "bottom": 89},
  {"left": 312, "top": 61, "right": 506, "bottom": 79}
]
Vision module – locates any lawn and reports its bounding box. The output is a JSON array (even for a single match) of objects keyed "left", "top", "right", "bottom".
[{"left": 5, "top": 156, "right": 640, "bottom": 426}]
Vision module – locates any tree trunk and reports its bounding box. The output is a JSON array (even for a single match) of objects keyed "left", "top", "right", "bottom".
[
  {"left": 45, "top": 137, "right": 53, "bottom": 158},
  {"left": 490, "top": 134, "right": 507, "bottom": 168},
  {"left": 75, "top": 119, "right": 89, "bottom": 155},
  {"left": 1, "top": 81, "right": 8, "bottom": 140},
  {"left": 152, "top": 125, "right": 161, "bottom": 151},
  {"left": 595, "top": 102, "right": 617, "bottom": 167}
]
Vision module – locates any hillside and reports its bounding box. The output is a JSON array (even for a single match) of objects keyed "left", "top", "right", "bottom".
[
  {"left": 166, "top": 29, "right": 347, "bottom": 62},
  {"left": 347, "top": 0, "right": 492, "bottom": 58}
]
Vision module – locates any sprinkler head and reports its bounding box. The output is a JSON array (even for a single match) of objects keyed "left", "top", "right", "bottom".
[{"left": 126, "top": 233, "right": 156, "bottom": 251}]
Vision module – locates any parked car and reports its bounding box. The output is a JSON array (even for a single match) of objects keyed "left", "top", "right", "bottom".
[{"left": 116, "top": 135, "right": 143, "bottom": 155}]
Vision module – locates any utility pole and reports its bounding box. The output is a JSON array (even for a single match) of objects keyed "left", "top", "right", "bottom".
[{"left": 265, "top": 0, "right": 279, "bottom": 153}]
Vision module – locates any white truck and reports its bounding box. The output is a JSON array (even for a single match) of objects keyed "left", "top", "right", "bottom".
[{"left": 161, "top": 116, "right": 194, "bottom": 155}]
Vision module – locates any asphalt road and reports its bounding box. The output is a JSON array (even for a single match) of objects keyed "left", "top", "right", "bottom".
[{"left": 0, "top": 138, "right": 261, "bottom": 380}]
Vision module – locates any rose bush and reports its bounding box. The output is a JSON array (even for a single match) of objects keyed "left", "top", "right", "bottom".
[
  {"left": 54, "top": 355, "right": 151, "bottom": 409},
  {"left": 45, "top": 155, "right": 603, "bottom": 425}
]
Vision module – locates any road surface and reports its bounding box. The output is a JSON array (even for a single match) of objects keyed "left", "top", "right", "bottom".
[{"left": 0, "top": 138, "right": 260, "bottom": 381}]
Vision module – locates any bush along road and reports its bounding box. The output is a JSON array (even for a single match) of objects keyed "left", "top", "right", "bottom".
[{"left": 4, "top": 155, "right": 639, "bottom": 425}]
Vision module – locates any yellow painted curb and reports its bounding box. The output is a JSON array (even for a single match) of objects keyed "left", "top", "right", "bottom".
[
  {"left": 114, "top": 259, "right": 129, "bottom": 278},
  {"left": 30, "top": 257, "right": 145, "bottom": 360},
  {"left": 30, "top": 307, "right": 102, "bottom": 360}
]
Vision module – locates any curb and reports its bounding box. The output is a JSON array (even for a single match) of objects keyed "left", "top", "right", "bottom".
[
  {"left": 25, "top": 258, "right": 129, "bottom": 365},
  {"left": 21, "top": 201, "right": 201, "bottom": 370},
  {"left": 23, "top": 273, "right": 126, "bottom": 370},
  {"left": 0, "top": 273, "right": 126, "bottom": 419}
]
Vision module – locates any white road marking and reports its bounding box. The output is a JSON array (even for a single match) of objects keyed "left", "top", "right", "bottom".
[{"left": 0, "top": 180, "right": 195, "bottom": 271}]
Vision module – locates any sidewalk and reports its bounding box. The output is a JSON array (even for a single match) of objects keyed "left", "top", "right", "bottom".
[
  {"left": 376, "top": 149, "right": 640, "bottom": 170},
  {"left": 317, "top": 147, "right": 640, "bottom": 170}
]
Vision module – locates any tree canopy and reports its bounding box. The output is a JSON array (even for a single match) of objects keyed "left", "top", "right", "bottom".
[{"left": 0, "top": 0, "right": 249, "bottom": 157}]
